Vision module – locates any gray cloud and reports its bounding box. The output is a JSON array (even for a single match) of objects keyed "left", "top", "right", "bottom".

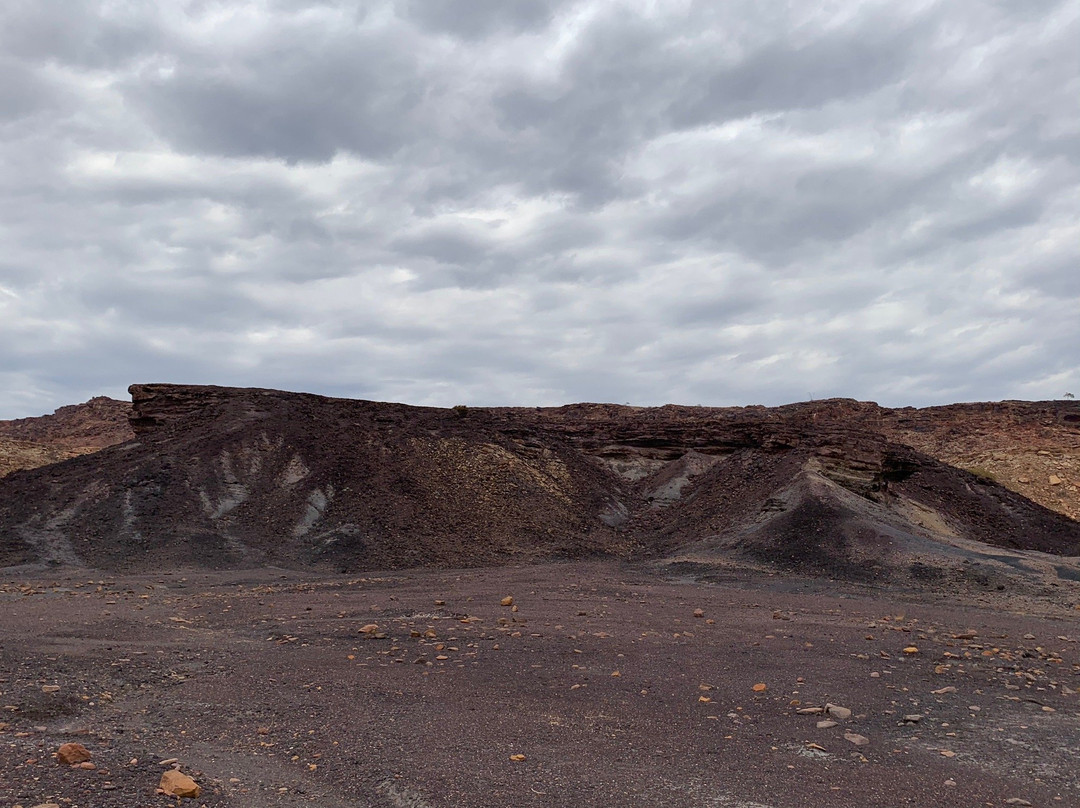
[
  {"left": 0, "top": 0, "right": 1078, "bottom": 418},
  {"left": 402, "top": 0, "right": 561, "bottom": 40}
]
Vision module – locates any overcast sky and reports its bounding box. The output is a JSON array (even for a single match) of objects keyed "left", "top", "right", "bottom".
[{"left": 1, "top": 0, "right": 1078, "bottom": 418}]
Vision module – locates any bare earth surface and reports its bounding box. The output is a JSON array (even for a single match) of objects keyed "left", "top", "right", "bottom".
[{"left": 2, "top": 561, "right": 1078, "bottom": 808}]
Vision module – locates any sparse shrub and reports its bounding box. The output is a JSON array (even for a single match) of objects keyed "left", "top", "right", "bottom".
[{"left": 452, "top": 404, "right": 469, "bottom": 418}]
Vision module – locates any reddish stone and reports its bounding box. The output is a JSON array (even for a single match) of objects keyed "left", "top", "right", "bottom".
[{"left": 56, "top": 742, "right": 92, "bottom": 765}]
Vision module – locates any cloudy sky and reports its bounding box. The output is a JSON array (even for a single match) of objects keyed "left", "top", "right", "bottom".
[{"left": 1, "top": 0, "right": 1078, "bottom": 418}]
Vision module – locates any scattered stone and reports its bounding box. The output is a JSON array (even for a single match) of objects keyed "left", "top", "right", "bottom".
[
  {"left": 41, "top": 685, "right": 60, "bottom": 693},
  {"left": 56, "top": 742, "right": 92, "bottom": 765},
  {"left": 940, "top": 750, "right": 956, "bottom": 758},
  {"left": 1005, "top": 800, "right": 1032, "bottom": 806},
  {"left": 796, "top": 707, "right": 824, "bottom": 715},
  {"left": 825, "top": 704, "right": 852, "bottom": 720},
  {"left": 843, "top": 732, "right": 869, "bottom": 746},
  {"left": 360, "top": 623, "right": 380, "bottom": 635},
  {"left": 944, "top": 779, "right": 956, "bottom": 787},
  {"left": 509, "top": 753, "right": 526, "bottom": 761},
  {"left": 160, "top": 769, "right": 202, "bottom": 798},
  {"left": 1023, "top": 633, "right": 1036, "bottom": 640},
  {"left": 501, "top": 596, "right": 514, "bottom": 607},
  {"left": 932, "top": 687, "right": 957, "bottom": 695},
  {"left": 78, "top": 761, "right": 95, "bottom": 770},
  {"left": 693, "top": 608, "right": 704, "bottom": 618},
  {"left": 816, "top": 720, "right": 838, "bottom": 729},
  {"left": 1049, "top": 475, "right": 1063, "bottom": 486},
  {"left": 158, "top": 757, "right": 179, "bottom": 766},
  {"left": 752, "top": 683, "right": 767, "bottom": 692},
  {"left": 901, "top": 715, "right": 923, "bottom": 723},
  {"left": 903, "top": 646, "right": 919, "bottom": 654}
]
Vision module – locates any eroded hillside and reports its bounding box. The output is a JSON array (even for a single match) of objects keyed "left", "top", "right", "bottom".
[{"left": 0, "top": 385, "right": 1077, "bottom": 590}]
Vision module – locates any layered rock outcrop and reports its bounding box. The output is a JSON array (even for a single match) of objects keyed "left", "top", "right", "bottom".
[{"left": 0, "top": 385, "right": 1076, "bottom": 586}]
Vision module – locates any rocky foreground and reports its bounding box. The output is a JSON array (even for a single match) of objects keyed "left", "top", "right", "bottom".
[{"left": 1, "top": 562, "right": 1078, "bottom": 808}]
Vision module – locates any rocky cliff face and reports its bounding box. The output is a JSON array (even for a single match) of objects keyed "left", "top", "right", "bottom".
[
  {"left": 0, "top": 397, "right": 133, "bottom": 478},
  {"left": 880, "top": 401, "right": 1080, "bottom": 522},
  {"left": 0, "top": 385, "right": 1077, "bottom": 587}
]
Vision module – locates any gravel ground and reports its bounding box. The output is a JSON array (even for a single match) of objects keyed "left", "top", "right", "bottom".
[{"left": 2, "top": 561, "right": 1079, "bottom": 808}]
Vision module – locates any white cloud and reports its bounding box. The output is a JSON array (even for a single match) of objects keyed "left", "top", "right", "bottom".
[{"left": 0, "top": 0, "right": 1077, "bottom": 418}]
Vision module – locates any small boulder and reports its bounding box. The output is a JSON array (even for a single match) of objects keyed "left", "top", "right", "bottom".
[
  {"left": 160, "top": 769, "right": 202, "bottom": 798},
  {"left": 56, "top": 743, "right": 92, "bottom": 765},
  {"left": 825, "top": 704, "right": 852, "bottom": 720}
]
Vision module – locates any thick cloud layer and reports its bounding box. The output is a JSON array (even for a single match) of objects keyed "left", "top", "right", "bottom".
[{"left": 1, "top": 0, "right": 1077, "bottom": 418}]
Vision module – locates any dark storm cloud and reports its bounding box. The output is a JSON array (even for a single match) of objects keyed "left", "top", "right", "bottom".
[{"left": 0, "top": 0, "right": 1078, "bottom": 418}]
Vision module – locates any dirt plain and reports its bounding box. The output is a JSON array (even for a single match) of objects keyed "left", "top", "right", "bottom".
[{"left": 2, "top": 560, "right": 1079, "bottom": 808}]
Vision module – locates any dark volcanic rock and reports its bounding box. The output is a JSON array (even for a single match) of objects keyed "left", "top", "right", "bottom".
[{"left": 0, "top": 385, "right": 1077, "bottom": 581}]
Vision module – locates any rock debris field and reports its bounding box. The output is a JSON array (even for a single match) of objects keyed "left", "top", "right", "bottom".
[{"left": 2, "top": 561, "right": 1078, "bottom": 808}]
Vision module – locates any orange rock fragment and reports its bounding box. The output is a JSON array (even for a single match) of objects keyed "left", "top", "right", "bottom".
[
  {"left": 160, "top": 769, "right": 202, "bottom": 798},
  {"left": 56, "top": 743, "right": 92, "bottom": 765}
]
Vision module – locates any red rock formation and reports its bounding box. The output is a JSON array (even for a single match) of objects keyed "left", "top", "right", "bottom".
[{"left": 0, "top": 397, "right": 134, "bottom": 478}]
